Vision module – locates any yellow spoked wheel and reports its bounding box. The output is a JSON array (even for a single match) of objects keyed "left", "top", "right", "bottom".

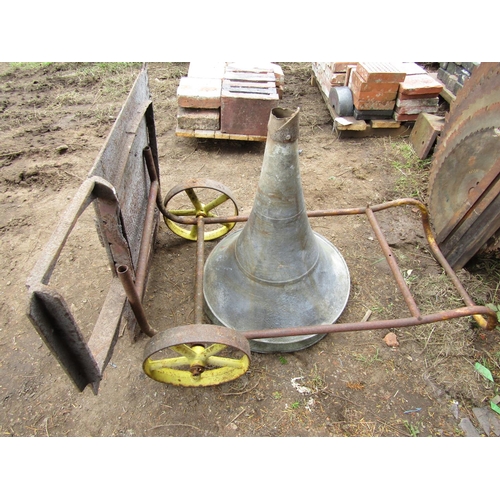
[
  {"left": 163, "top": 179, "right": 239, "bottom": 241},
  {"left": 143, "top": 324, "right": 251, "bottom": 387}
]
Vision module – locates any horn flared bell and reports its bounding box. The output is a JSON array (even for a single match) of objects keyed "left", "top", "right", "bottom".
[{"left": 203, "top": 107, "right": 350, "bottom": 353}]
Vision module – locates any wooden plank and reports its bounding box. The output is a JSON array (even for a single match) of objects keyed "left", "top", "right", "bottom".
[
  {"left": 440, "top": 86, "right": 456, "bottom": 104},
  {"left": 176, "top": 128, "right": 266, "bottom": 142},
  {"left": 335, "top": 116, "right": 367, "bottom": 131},
  {"left": 409, "top": 112, "right": 444, "bottom": 159},
  {"left": 371, "top": 119, "right": 401, "bottom": 129}
]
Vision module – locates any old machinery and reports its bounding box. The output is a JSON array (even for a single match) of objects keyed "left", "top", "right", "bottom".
[
  {"left": 26, "top": 67, "right": 498, "bottom": 394},
  {"left": 428, "top": 62, "right": 500, "bottom": 269}
]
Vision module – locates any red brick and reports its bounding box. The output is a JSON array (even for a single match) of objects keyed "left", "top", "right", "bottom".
[
  {"left": 395, "top": 103, "right": 439, "bottom": 115},
  {"left": 222, "top": 79, "right": 276, "bottom": 91},
  {"left": 353, "top": 95, "right": 396, "bottom": 111},
  {"left": 329, "top": 71, "right": 347, "bottom": 85},
  {"left": 355, "top": 62, "right": 406, "bottom": 84},
  {"left": 331, "top": 62, "right": 358, "bottom": 72},
  {"left": 397, "top": 92, "right": 441, "bottom": 101},
  {"left": 177, "top": 77, "right": 222, "bottom": 109},
  {"left": 393, "top": 111, "right": 419, "bottom": 122},
  {"left": 399, "top": 74, "right": 443, "bottom": 96},
  {"left": 315, "top": 69, "right": 333, "bottom": 97},
  {"left": 354, "top": 89, "right": 398, "bottom": 102},
  {"left": 223, "top": 70, "right": 276, "bottom": 83},
  {"left": 225, "top": 63, "right": 284, "bottom": 85},
  {"left": 350, "top": 70, "right": 401, "bottom": 94},
  {"left": 177, "top": 107, "right": 220, "bottom": 130}
]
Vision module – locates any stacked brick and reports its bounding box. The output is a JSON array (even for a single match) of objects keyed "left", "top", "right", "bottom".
[
  {"left": 311, "top": 62, "right": 357, "bottom": 98},
  {"left": 437, "top": 62, "right": 479, "bottom": 97},
  {"left": 176, "top": 62, "right": 283, "bottom": 139},
  {"left": 348, "top": 62, "right": 405, "bottom": 120},
  {"left": 220, "top": 63, "right": 282, "bottom": 137},
  {"left": 393, "top": 63, "right": 443, "bottom": 121}
]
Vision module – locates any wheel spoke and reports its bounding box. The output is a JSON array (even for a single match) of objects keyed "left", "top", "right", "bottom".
[
  {"left": 170, "top": 344, "right": 197, "bottom": 360},
  {"left": 206, "top": 356, "right": 247, "bottom": 369},
  {"left": 185, "top": 188, "right": 204, "bottom": 212},
  {"left": 199, "top": 343, "right": 228, "bottom": 359},
  {"left": 147, "top": 357, "right": 189, "bottom": 370},
  {"left": 204, "top": 193, "right": 230, "bottom": 213}
]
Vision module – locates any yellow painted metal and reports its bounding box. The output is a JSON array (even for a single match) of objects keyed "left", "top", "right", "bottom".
[
  {"left": 164, "top": 186, "right": 237, "bottom": 241},
  {"left": 143, "top": 344, "right": 250, "bottom": 387}
]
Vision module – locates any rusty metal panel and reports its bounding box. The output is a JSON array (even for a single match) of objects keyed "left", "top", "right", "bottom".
[
  {"left": 220, "top": 80, "right": 279, "bottom": 137},
  {"left": 91, "top": 69, "right": 154, "bottom": 270},
  {"left": 27, "top": 285, "right": 101, "bottom": 393}
]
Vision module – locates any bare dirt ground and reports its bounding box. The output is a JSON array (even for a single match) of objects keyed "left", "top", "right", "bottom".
[{"left": 1, "top": 62, "right": 499, "bottom": 439}]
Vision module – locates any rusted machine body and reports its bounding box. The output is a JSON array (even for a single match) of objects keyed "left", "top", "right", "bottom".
[
  {"left": 26, "top": 66, "right": 497, "bottom": 394},
  {"left": 428, "top": 62, "right": 500, "bottom": 269}
]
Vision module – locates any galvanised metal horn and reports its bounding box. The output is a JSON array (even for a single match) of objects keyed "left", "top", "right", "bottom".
[{"left": 203, "top": 107, "right": 350, "bottom": 353}]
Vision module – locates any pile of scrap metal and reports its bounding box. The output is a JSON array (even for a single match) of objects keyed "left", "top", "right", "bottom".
[{"left": 428, "top": 62, "right": 500, "bottom": 269}]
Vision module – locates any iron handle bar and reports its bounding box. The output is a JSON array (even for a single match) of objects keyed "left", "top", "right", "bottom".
[{"left": 242, "top": 306, "right": 497, "bottom": 340}]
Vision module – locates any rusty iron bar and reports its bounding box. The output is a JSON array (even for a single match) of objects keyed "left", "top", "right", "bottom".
[
  {"left": 144, "top": 146, "right": 170, "bottom": 220},
  {"left": 241, "top": 305, "right": 497, "bottom": 340},
  {"left": 405, "top": 199, "right": 492, "bottom": 330},
  {"left": 116, "top": 265, "right": 157, "bottom": 337},
  {"left": 112, "top": 147, "right": 164, "bottom": 338},
  {"left": 135, "top": 180, "right": 158, "bottom": 297},
  {"left": 365, "top": 206, "right": 421, "bottom": 319},
  {"left": 194, "top": 216, "right": 205, "bottom": 324},
  {"left": 134, "top": 147, "right": 162, "bottom": 297}
]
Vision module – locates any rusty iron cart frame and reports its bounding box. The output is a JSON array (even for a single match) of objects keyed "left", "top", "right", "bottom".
[
  {"left": 131, "top": 195, "right": 498, "bottom": 343},
  {"left": 26, "top": 66, "right": 498, "bottom": 394}
]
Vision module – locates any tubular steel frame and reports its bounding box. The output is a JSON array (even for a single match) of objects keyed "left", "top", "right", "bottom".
[{"left": 131, "top": 192, "right": 497, "bottom": 345}]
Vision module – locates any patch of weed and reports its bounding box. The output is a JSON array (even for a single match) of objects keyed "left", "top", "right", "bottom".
[
  {"left": 403, "top": 420, "right": 420, "bottom": 437},
  {"left": 278, "top": 355, "right": 288, "bottom": 365},
  {"left": 353, "top": 348, "right": 382, "bottom": 364},
  {"left": 389, "top": 139, "right": 431, "bottom": 200}
]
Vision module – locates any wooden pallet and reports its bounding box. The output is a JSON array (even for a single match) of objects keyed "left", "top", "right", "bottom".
[{"left": 176, "top": 128, "right": 266, "bottom": 142}]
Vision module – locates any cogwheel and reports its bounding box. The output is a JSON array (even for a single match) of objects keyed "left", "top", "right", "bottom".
[
  {"left": 432, "top": 63, "right": 500, "bottom": 179},
  {"left": 429, "top": 126, "right": 500, "bottom": 240}
]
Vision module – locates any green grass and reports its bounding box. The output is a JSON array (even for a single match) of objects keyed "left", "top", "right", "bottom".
[
  {"left": 353, "top": 348, "right": 382, "bottom": 364},
  {"left": 9, "top": 62, "right": 53, "bottom": 70},
  {"left": 278, "top": 355, "right": 288, "bottom": 365},
  {"left": 390, "top": 140, "right": 431, "bottom": 200},
  {"left": 403, "top": 420, "right": 420, "bottom": 437}
]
